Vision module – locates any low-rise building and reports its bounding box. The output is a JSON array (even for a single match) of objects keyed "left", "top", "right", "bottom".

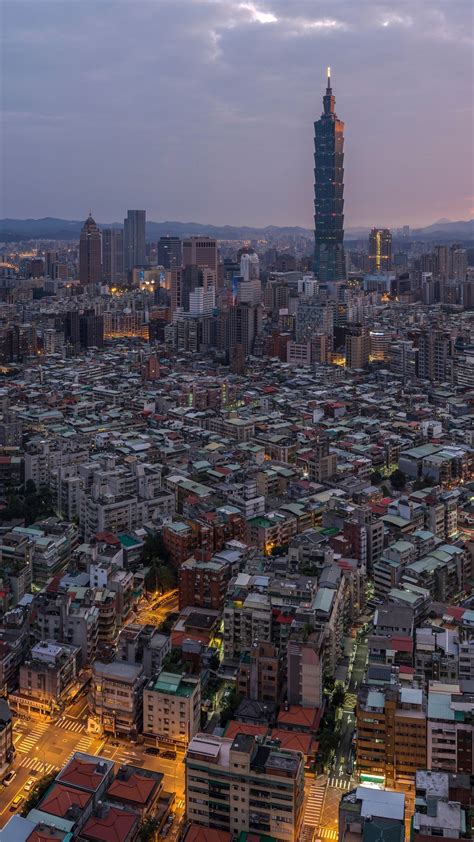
[{"left": 91, "top": 660, "right": 146, "bottom": 739}]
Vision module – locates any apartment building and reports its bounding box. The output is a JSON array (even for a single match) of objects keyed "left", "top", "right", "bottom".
[
  {"left": 179, "top": 556, "right": 232, "bottom": 611},
  {"left": 356, "top": 683, "right": 427, "bottom": 789},
  {"left": 237, "top": 642, "right": 282, "bottom": 704},
  {"left": 143, "top": 670, "right": 201, "bottom": 748},
  {"left": 413, "top": 770, "right": 472, "bottom": 842},
  {"left": 185, "top": 732, "right": 305, "bottom": 842},
  {"left": 427, "top": 682, "right": 473, "bottom": 774},
  {"left": 287, "top": 630, "right": 324, "bottom": 708},
  {"left": 91, "top": 660, "right": 146, "bottom": 739},
  {"left": 223, "top": 588, "right": 272, "bottom": 661},
  {"left": 16, "top": 640, "right": 80, "bottom": 716}
]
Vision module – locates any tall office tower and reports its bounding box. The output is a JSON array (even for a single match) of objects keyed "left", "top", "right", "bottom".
[
  {"left": 240, "top": 252, "right": 259, "bottom": 281},
  {"left": 158, "top": 236, "right": 182, "bottom": 269},
  {"left": 102, "top": 228, "right": 124, "bottom": 285},
  {"left": 314, "top": 68, "right": 345, "bottom": 284},
  {"left": 450, "top": 247, "right": 468, "bottom": 280},
  {"left": 345, "top": 325, "right": 370, "bottom": 369},
  {"left": 79, "top": 213, "right": 102, "bottom": 286},
  {"left": 368, "top": 228, "right": 392, "bottom": 272},
  {"left": 123, "top": 210, "right": 146, "bottom": 272},
  {"left": 182, "top": 236, "right": 218, "bottom": 273},
  {"left": 434, "top": 245, "right": 449, "bottom": 279},
  {"left": 228, "top": 302, "right": 262, "bottom": 355}
]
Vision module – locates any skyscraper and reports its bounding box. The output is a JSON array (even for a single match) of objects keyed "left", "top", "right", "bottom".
[
  {"left": 102, "top": 228, "right": 124, "bottom": 285},
  {"left": 123, "top": 210, "right": 146, "bottom": 272},
  {"left": 79, "top": 213, "right": 102, "bottom": 286},
  {"left": 182, "top": 236, "right": 218, "bottom": 274},
  {"left": 368, "top": 228, "right": 392, "bottom": 273},
  {"left": 314, "top": 68, "right": 345, "bottom": 284},
  {"left": 158, "top": 236, "right": 182, "bottom": 269}
]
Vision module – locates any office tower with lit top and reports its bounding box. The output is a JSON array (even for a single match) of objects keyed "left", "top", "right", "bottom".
[
  {"left": 314, "top": 68, "right": 345, "bottom": 284},
  {"left": 79, "top": 213, "right": 102, "bottom": 286},
  {"left": 368, "top": 228, "right": 392, "bottom": 272}
]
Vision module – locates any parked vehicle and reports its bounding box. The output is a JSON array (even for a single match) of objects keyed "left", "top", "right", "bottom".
[
  {"left": 145, "top": 747, "right": 160, "bottom": 756},
  {"left": 162, "top": 750, "right": 177, "bottom": 760},
  {"left": 10, "top": 794, "right": 24, "bottom": 811}
]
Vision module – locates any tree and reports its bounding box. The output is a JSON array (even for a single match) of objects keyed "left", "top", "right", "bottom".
[
  {"left": 390, "top": 468, "right": 407, "bottom": 490},
  {"left": 220, "top": 688, "right": 242, "bottom": 726},
  {"left": 370, "top": 470, "right": 383, "bottom": 485},
  {"left": 332, "top": 685, "right": 346, "bottom": 708},
  {"left": 138, "top": 817, "right": 160, "bottom": 841},
  {"left": 21, "top": 771, "right": 56, "bottom": 815},
  {"left": 318, "top": 729, "right": 339, "bottom": 764}
]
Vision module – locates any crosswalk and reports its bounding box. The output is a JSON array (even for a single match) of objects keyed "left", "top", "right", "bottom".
[
  {"left": 319, "top": 828, "right": 338, "bottom": 839},
  {"left": 19, "top": 756, "right": 57, "bottom": 776},
  {"left": 343, "top": 693, "right": 357, "bottom": 711},
  {"left": 304, "top": 782, "right": 326, "bottom": 828},
  {"left": 175, "top": 798, "right": 185, "bottom": 809},
  {"left": 63, "top": 735, "right": 94, "bottom": 766},
  {"left": 55, "top": 716, "right": 86, "bottom": 734},
  {"left": 328, "top": 776, "right": 353, "bottom": 790},
  {"left": 16, "top": 722, "right": 49, "bottom": 754}
]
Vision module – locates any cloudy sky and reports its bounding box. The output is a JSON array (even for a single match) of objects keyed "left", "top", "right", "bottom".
[{"left": 2, "top": 0, "right": 473, "bottom": 227}]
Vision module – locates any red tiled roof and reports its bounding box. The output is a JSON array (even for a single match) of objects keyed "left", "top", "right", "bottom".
[
  {"left": 277, "top": 705, "right": 322, "bottom": 731},
  {"left": 95, "top": 531, "right": 120, "bottom": 546},
  {"left": 224, "top": 721, "right": 268, "bottom": 740},
  {"left": 270, "top": 728, "right": 314, "bottom": 755},
  {"left": 184, "top": 825, "right": 232, "bottom": 842},
  {"left": 107, "top": 772, "right": 156, "bottom": 805},
  {"left": 399, "top": 665, "right": 415, "bottom": 674},
  {"left": 39, "top": 782, "right": 91, "bottom": 817},
  {"left": 58, "top": 758, "right": 107, "bottom": 791},
  {"left": 81, "top": 806, "right": 137, "bottom": 842}
]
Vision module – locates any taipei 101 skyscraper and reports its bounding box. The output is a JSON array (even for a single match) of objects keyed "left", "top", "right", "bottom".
[{"left": 313, "top": 68, "right": 345, "bottom": 284}]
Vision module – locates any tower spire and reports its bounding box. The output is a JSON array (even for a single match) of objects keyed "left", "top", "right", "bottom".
[{"left": 322, "top": 66, "right": 335, "bottom": 116}]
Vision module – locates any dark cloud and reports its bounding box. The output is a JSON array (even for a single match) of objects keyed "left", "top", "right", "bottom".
[{"left": 1, "top": 0, "right": 473, "bottom": 226}]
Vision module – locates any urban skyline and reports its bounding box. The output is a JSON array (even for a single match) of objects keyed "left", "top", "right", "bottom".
[{"left": 2, "top": 0, "right": 473, "bottom": 227}]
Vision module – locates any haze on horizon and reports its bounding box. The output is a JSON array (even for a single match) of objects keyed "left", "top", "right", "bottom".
[{"left": 1, "top": 0, "right": 473, "bottom": 229}]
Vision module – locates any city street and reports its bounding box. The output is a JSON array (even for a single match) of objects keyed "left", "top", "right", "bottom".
[
  {"left": 317, "top": 635, "right": 368, "bottom": 840},
  {"left": 131, "top": 589, "right": 179, "bottom": 626},
  {"left": 0, "top": 694, "right": 185, "bottom": 830}
]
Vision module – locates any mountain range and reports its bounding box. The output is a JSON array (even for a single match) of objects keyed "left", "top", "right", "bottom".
[{"left": 0, "top": 217, "right": 473, "bottom": 243}]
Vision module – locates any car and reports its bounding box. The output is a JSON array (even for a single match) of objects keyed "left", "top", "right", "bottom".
[
  {"left": 145, "top": 747, "right": 160, "bottom": 756},
  {"left": 2, "top": 771, "right": 17, "bottom": 786},
  {"left": 161, "top": 750, "right": 177, "bottom": 760},
  {"left": 24, "top": 779, "right": 34, "bottom": 792},
  {"left": 10, "top": 794, "right": 24, "bottom": 811}
]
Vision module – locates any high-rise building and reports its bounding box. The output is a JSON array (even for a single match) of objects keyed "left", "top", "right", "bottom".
[
  {"left": 123, "top": 210, "right": 146, "bottom": 272},
  {"left": 158, "top": 236, "right": 182, "bottom": 269},
  {"left": 368, "top": 228, "right": 392, "bottom": 272},
  {"left": 240, "top": 252, "right": 259, "bottom": 281},
  {"left": 314, "top": 68, "right": 345, "bottom": 284},
  {"left": 182, "top": 236, "right": 218, "bottom": 273},
  {"left": 227, "top": 302, "right": 262, "bottom": 355},
  {"left": 102, "top": 228, "right": 124, "bottom": 285},
  {"left": 345, "top": 325, "right": 369, "bottom": 369},
  {"left": 79, "top": 213, "right": 102, "bottom": 286}
]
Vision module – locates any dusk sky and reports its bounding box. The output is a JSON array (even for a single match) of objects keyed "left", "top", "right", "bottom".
[{"left": 2, "top": 0, "right": 473, "bottom": 228}]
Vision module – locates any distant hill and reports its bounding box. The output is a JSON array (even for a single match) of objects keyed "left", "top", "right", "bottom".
[
  {"left": 0, "top": 216, "right": 472, "bottom": 243},
  {"left": 0, "top": 217, "right": 312, "bottom": 243}
]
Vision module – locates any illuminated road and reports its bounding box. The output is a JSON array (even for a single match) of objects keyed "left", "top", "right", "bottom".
[
  {"left": 130, "top": 589, "right": 179, "bottom": 626},
  {"left": 1, "top": 709, "right": 185, "bottom": 829}
]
